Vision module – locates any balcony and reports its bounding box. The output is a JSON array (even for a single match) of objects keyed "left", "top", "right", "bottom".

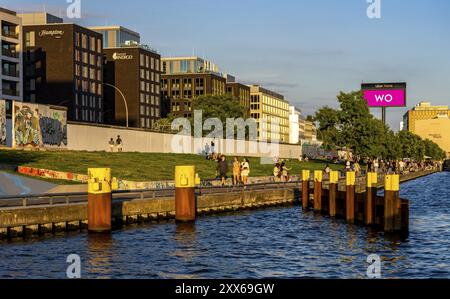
[
  {"left": 1, "top": 30, "right": 19, "bottom": 39},
  {"left": 2, "top": 68, "right": 19, "bottom": 78},
  {"left": 2, "top": 89, "right": 19, "bottom": 97},
  {"left": 1, "top": 48, "right": 19, "bottom": 59}
]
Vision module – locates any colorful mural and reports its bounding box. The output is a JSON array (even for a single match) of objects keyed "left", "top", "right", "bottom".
[
  {"left": 13, "top": 102, "right": 67, "bottom": 149},
  {"left": 0, "top": 100, "right": 6, "bottom": 146}
]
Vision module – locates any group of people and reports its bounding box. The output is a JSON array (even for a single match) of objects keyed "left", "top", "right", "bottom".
[
  {"left": 108, "top": 135, "right": 123, "bottom": 152},
  {"left": 273, "top": 160, "right": 292, "bottom": 182},
  {"left": 216, "top": 155, "right": 251, "bottom": 186}
]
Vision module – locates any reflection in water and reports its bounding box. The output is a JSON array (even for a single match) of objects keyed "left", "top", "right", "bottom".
[
  {"left": 86, "top": 234, "right": 114, "bottom": 279},
  {"left": 0, "top": 172, "right": 449, "bottom": 278}
]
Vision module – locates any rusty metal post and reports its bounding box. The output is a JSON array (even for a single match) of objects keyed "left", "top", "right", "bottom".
[
  {"left": 329, "top": 171, "right": 338, "bottom": 217},
  {"left": 313, "top": 170, "right": 323, "bottom": 212},
  {"left": 345, "top": 171, "right": 356, "bottom": 224},
  {"left": 384, "top": 174, "right": 400, "bottom": 232},
  {"left": 301, "top": 170, "right": 310, "bottom": 211},
  {"left": 88, "top": 168, "right": 112, "bottom": 233},
  {"left": 175, "top": 166, "right": 196, "bottom": 222},
  {"left": 365, "top": 172, "right": 378, "bottom": 226}
]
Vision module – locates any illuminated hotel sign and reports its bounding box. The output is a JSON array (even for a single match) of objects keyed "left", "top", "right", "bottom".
[
  {"left": 112, "top": 52, "right": 134, "bottom": 60},
  {"left": 39, "top": 30, "right": 64, "bottom": 38}
]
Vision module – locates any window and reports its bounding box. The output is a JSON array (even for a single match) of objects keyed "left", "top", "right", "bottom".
[
  {"left": 140, "top": 54, "right": 144, "bottom": 67},
  {"left": 82, "top": 33, "right": 87, "bottom": 49},
  {"left": 25, "top": 31, "right": 35, "bottom": 47}
]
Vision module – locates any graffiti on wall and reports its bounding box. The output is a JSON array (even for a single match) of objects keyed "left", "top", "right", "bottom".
[
  {"left": 13, "top": 102, "right": 67, "bottom": 148},
  {"left": 0, "top": 100, "right": 6, "bottom": 146}
]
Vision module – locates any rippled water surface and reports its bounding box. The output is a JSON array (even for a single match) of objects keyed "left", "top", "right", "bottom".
[{"left": 0, "top": 172, "right": 449, "bottom": 278}]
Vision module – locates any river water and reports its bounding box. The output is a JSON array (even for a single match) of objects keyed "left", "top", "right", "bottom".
[{"left": 0, "top": 172, "right": 449, "bottom": 279}]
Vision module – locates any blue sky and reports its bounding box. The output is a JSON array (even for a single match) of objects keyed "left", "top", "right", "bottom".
[{"left": 4, "top": 0, "right": 450, "bottom": 130}]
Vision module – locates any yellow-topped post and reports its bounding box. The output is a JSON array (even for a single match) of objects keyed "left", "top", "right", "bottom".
[
  {"left": 175, "top": 166, "right": 196, "bottom": 222},
  {"left": 384, "top": 174, "right": 401, "bottom": 232},
  {"left": 329, "top": 170, "right": 339, "bottom": 217},
  {"left": 365, "top": 172, "right": 378, "bottom": 225},
  {"left": 313, "top": 170, "right": 323, "bottom": 212},
  {"left": 87, "top": 168, "right": 112, "bottom": 233},
  {"left": 301, "top": 170, "right": 311, "bottom": 211},
  {"left": 345, "top": 171, "right": 356, "bottom": 224}
]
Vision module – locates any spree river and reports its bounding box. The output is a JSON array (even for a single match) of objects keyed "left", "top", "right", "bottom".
[{"left": 0, "top": 172, "right": 449, "bottom": 279}]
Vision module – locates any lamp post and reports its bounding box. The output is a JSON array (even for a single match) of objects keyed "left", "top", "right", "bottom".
[{"left": 103, "top": 83, "right": 129, "bottom": 128}]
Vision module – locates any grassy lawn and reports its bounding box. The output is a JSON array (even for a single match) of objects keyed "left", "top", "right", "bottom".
[{"left": 0, "top": 149, "right": 343, "bottom": 182}]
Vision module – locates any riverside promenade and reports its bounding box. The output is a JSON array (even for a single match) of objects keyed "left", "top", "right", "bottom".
[{"left": 0, "top": 168, "right": 440, "bottom": 239}]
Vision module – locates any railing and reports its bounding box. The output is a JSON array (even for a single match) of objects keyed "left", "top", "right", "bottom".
[
  {"left": 0, "top": 169, "right": 439, "bottom": 210},
  {"left": 1, "top": 89, "right": 19, "bottom": 96},
  {"left": 1, "top": 30, "right": 19, "bottom": 39},
  {"left": 1, "top": 48, "right": 19, "bottom": 58},
  {"left": 1, "top": 69, "right": 19, "bottom": 77}
]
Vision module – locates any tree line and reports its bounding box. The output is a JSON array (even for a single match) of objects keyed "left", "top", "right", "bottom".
[{"left": 314, "top": 91, "right": 446, "bottom": 161}]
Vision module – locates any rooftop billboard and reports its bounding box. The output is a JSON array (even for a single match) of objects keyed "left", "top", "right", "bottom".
[{"left": 361, "top": 83, "right": 407, "bottom": 107}]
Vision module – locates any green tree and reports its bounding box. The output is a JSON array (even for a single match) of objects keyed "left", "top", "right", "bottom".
[
  {"left": 397, "top": 130, "right": 425, "bottom": 161},
  {"left": 191, "top": 94, "right": 246, "bottom": 124},
  {"left": 423, "top": 138, "right": 446, "bottom": 160}
]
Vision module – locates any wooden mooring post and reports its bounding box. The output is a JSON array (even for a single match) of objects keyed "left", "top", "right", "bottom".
[
  {"left": 384, "top": 174, "right": 401, "bottom": 232},
  {"left": 328, "top": 171, "right": 338, "bottom": 217},
  {"left": 345, "top": 171, "right": 356, "bottom": 224},
  {"left": 313, "top": 171, "right": 323, "bottom": 212},
  {"left": 365, "top": 172, "right": 378, "bottom": 226},
  {"left": 301, "top": 170, "right": 310, "bottom": 211}
]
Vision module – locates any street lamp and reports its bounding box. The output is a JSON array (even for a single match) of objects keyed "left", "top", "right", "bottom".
[{"left": 103, "top": 83, "right": 129, "bottom": 128}]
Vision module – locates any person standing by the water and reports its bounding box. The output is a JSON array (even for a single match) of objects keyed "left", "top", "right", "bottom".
[
  {"left": 218, "top": 155, "right": 228, "bottom": 186},
  {"left": 241, "top": 158, "right": 250, "bottom": 185},
  {"left": 232, "top": 157, "right": 241, "bottom": 186}
]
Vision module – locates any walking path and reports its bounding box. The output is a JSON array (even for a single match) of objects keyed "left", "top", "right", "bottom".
[{"left": 0, "top": 171, "right": 56, "bottom": 196}]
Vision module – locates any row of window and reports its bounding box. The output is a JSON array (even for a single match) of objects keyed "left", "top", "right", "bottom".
[
  {"left": 75, "top": 107, "right": 102, "bottom": 123},
  {"left": 139, "top": 54, "right": 160, "bottom": 71},
  {"left": 75, "top": 94, "right": 103, "bottom": 110},
  {"left": 75, "top": 78, "right": 103, "bottom": 95},
  {"left": 139, "top": 81, "right": 160, "bottom": 94},
  {"left": 139, "top": 69, "right": 160, "bottom": 82},
  {"left": 139, "top": 105, "right": 160, "bottom": 118},
  {"left": 75, "top": 32, "right": 102, "bottom": 54}
]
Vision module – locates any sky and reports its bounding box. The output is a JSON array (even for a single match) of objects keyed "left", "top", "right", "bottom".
[{"left": 3, "top": 0, "right": 450, "bottom": 130}]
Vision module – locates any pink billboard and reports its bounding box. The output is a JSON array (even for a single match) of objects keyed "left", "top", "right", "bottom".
[{"left": 363, "top": 89, "right": 406, "bottom": 107}]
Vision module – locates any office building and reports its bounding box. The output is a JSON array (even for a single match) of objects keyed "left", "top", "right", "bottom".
[
  {"left": 22, "top": 20, "right": 104, "bottom": 123},
  {"left": 289, "top": 106, "right": 302, "bottom": 144},
  {"left": 1, "top": 7, "right": 23, "bottom": 103},
  {"left": 103, "top": 46, "right": 161, "bottom": 128},
  {"left": 162, "top": 56, "right": 220, "bottom": 75},
  {"left": 403, "top": 101, "right": 450, "bottom": 158},
  {"left": 89, "top": 26, "right": 140, "bottom": 49},
  {"left": 226, "top": 82, "right": 250, "bottom": 117},
  {"left": 250, "top": 85, "right": 290, "bottom": 142},
  {"left": 304, "top": 119, "right": 318, "bottom": 142}
]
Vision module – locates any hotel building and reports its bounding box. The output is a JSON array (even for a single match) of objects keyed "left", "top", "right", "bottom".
[
  {"left": 250, "top": 85, "right": 290, "bottom": 143},
  {"left": 1, "top": 7, "right": 23, "bottom": 104},
  {"left": 103, "top": 46, "right": 161, "bottom": 128},
  {"left": 22, "top": 14, "right": 104, "bottom": 123},
  {"left": 403, "top": 101, "right": 450, "bottom": 158}
]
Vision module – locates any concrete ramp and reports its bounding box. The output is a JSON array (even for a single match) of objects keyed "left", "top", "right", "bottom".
[{"left": 0, "top": 171, "right": 56, "bottom": 196}]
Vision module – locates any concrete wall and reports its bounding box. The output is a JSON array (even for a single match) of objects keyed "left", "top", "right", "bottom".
[{"left": 67, "top": 122, "right": 302, "bottom": 159}]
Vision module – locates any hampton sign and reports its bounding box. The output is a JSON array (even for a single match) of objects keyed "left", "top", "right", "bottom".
[
  {"left": 39, "top": 30, "right": 65, "bottom": 38},
  {"left": 361, "top": 83, "right": 407, "bottom": 107}
]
